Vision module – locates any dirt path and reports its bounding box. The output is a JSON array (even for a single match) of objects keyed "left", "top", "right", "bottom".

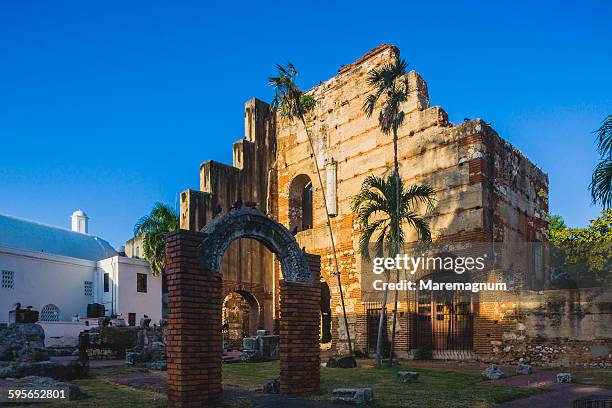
[
  {"left": 491, "top": 371, "right": 612, "bottom": 408},
  {"left": 108, "top": 372, "right": 337, "bottom": 407}
]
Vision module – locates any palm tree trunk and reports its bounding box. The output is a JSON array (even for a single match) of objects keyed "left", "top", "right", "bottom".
[
  {"left": 389, "top": 126, "right": 401, "bottom": 366},
  {"left": 375, "top": 272, "right": 390, "bottom": 366},
  {"left": 300, "top": 117, "right": 354, "bottom": 357}
]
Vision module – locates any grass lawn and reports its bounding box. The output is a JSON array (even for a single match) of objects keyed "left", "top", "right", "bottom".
[
  {"left": 37, "top": 378, "right": 167, "bottom": 408},
  {"left": 37, "top": 365, "right": 167, "bottom": 408},
  {"left": 29, "top": 360, "right": 587, "bottom": 407},
  {"left": 223, "top": 361, "right": 544, "bottom": 408},
  {"left": 572, "top": 368, "right": 612, "bottom": 387}
]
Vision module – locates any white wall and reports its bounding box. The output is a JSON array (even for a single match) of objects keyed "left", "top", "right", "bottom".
[
  {"left": 38, "top": 321, "right": 94, "bottom": 348},
  {"left": 0, "top": 247, "right": 162, "bottom": 326},
  {"left": 0, "top": 246, "right": 97, "bottom": 323},
  {"left": 97, "top": 256, "right": 162, "bottom": 324}
]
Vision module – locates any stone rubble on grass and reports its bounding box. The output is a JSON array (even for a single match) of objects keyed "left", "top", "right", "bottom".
[
  {"left": 397, "top": 371, "right": 419, "bottom": 382},
  {"left": 326, "top": 356, "right": 357, "bottom": 368},
  {"left": 124, "top": 340, "right": 166, "bottom": 369},
  {"left": 262, "top": 377, "right": 280, "bottom": 394},
  {"left": 239, "top": 332, "right": 279, "bottom": 362},
  {"left": 556, "top": 372, "right": 572, "bottom": 383},
  {"left": 483, "top": 364, "right": 505, "bottom": 380},
  {"left": 331, "top": 388, "right": 373, "bottom": 405},
  {"left": 0, "top": 323, "right": 48, "bottom": 362},
  {"left": 0, "top": 360, "right": 88, "bottom": 380},
  {"left": 145, "top": 361, "right": 167, "bottom": 371},
  {"left": 516, "top": 363, "right": 533, "bottom": 375}
]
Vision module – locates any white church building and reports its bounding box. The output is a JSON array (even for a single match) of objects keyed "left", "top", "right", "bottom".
[{"left": 0, "top": 210, "right": 162, "bottom": 330}]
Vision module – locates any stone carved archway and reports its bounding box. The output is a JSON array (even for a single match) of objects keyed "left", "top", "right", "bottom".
[
  {"left": 165, "top": 208, "right": 321, "bottom": 407},
  {"left": 198, "top": 207, "right": 312, "bottom": 283}
]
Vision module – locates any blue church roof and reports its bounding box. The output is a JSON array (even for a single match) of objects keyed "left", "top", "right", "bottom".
[{"left": 0, "top": 213, "right": 118, "bottom": 261}]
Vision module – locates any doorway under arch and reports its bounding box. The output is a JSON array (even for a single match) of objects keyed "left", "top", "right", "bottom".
[{"left": 222, "top": 290, "right": 260, "bottom": 349}]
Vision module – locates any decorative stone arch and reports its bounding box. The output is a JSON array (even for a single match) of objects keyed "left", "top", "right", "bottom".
[
  {"left": 199, "top": 207, "right": 312, "bottom": 283},
  {"left": 165, "top": 208, "right": 321, "bottom": 407}
]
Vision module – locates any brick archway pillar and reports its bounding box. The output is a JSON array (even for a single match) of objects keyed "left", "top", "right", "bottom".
[
  {"left": 166, "top": 230, "right": 222, "bottom": 407},
  {"left": 280, "top": 280, "right": 321, "bottom": 394},
  {"left": 166, "top": 209, "right": 321, "bottom": 407}
]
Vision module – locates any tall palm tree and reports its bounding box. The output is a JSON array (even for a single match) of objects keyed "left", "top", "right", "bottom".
[
  {"left": 134, "top": 202, "right": 179, "bottom": 277},
  {"left": 591, "top": 115, "right": 612, "bottom": 209},
  {"left": 362, "top": 56, "right": 413, "bottom": 365},
  {"left": 269, "top": 63, "right": 354, "bottom": 357},
  {"left": 352, "top": 174, "right": 435, "bottom": 366}
]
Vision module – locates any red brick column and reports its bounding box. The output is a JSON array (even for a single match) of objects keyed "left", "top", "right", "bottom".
[
  {"left": 279, "top": 280, "right": 321, "bottom": 395},
  {"left": 166, "top": 230, "right": 222, "bottom": 407}
]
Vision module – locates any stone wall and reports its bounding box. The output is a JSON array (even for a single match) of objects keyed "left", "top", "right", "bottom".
[{"left": 476, "top": 287, "right": 612, "bottom": 367}]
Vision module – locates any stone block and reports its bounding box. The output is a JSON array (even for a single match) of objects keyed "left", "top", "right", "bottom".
[
  {"left": 262, "top": 378, "right": 280, "bottom": 394},
  {"left": 556, "top": 373, "right": 572, "bottom": 383},
  {"left": 397, "top": 371, "right": 419, "bottom": 382},
  {"left": 145, "top": 361, "right": 167, "bottom": 371},
  {"left": 331, "top": 388, "right": 374, "bottom": 405},
  {"left": 125, "top": 351, "right": 142, "bottom": 365},
  {"left": 483, "top": 364, "right": 505, "bottom": 380},
  {"left": 516, "top": 363, "right": 532, "bottom": 375}
]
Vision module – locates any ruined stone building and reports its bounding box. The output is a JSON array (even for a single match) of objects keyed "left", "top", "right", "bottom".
[{"left": 178, "top": 45, "right": 611, "bottom": 366}]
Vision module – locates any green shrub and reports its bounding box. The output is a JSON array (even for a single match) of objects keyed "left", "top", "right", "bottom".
[{"left": 413, "top": 346, "right": 433, "bottom": 360}]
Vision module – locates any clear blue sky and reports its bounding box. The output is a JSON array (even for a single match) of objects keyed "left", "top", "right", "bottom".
[{"left": 1, "top": 1, "right": 610, "bottom": 248}]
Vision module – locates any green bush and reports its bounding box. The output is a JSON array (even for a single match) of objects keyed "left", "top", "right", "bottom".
[{"left": 413, "top": 346, "right": 433, "bottom": 360}]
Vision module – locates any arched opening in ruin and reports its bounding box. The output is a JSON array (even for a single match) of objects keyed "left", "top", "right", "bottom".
[
  {"left": 222, "top": 290, "right": 260, "bottom": 350},
  {"left": 165, "top": 208, "right": 321, "bottom": 406},
  {"left": 289, "top": 174, "right": 313, "bottom": 232}
]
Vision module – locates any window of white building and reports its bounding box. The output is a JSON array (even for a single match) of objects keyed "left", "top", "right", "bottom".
[
  {"left": 84, "top": 281, "right": 93, "bottom": 296},
  {"left": 1, "top": 270, "right": 14, "bottom": 289},
  {"left": 40, "top": 304, "right": 60, "bottom": 321}
]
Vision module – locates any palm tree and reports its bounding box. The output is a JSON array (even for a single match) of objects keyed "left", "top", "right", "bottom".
[
  {"left": 269, "top": 63, "right": 354, "bottom": 356},
  {"left": 134, "top": 202, "right": 179, "bottom": 277},
  {"left": 352, "top": 174, "right": 435, "bottom": 366},
  {"left": 591, "top": 115, "right": 612, "bottom": 209},
  {"left": 362, "top": 55, "right": 414, "bottom": 365}
]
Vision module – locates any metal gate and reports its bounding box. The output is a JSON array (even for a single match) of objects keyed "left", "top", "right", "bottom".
[
  {"left": 366, "top": 304, "right": 388, "bottom": 355},
  {"left": 413, "top": 289, "right": 473, "bottom": 351}
]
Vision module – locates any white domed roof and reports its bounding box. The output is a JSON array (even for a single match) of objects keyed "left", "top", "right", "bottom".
[{"left": 72, "top": 209, "right": 88, "bottom": 217}]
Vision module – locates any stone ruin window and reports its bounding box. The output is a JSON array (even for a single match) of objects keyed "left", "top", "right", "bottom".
[
  {"left": 40, "top": 304, "right": 60, "bottom": 321},
  {"left": 289, "top": 174, "right": 313, "bottom": 232}
]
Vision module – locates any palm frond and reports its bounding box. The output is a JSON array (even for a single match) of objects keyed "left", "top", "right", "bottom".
[
  {"left": 134, "top": 202, "right": 179, "bottom": 276},
  {"left": 595, "top": 115, "right": 612, "bottom": 158},
  {"left": 591, "top": 158, "right": 612, "bottom": 209},
  {"left": 352, "top": 173, "right": 436, "bottom": 258}
]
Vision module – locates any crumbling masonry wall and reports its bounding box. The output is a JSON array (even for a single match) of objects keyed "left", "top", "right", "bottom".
[
  {"left": 177, "top": 45, "right": 592, "bottom": 363},
  {"left": 274, "top": 45, "right": 549, "bottom": 356}
]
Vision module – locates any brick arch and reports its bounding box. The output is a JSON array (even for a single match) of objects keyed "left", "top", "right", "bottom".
[
  {"left": 165, "top": 208, "right": 321, "bottom": 407},
  {"left": 198, "top": 207, "right": 312, "bottom": 283}
]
